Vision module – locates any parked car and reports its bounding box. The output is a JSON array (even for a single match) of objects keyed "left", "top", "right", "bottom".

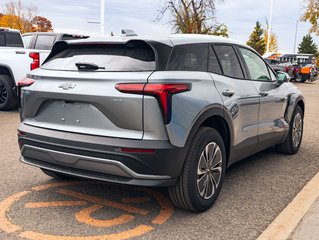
[
  {"left": 17, "top": 35, "right": 305, "bottom": 212},
  {"left": 0, "top": 28, "right": 40, "bottom": 110},
  {"left": 265, "top": 58, "right": 294, "bottom": 80},
  {"left": 22, "top": 32, "right": 89, "bottom": 65},
  {"left": 295, "top": 64, "right": 317, "bottom": 82}
]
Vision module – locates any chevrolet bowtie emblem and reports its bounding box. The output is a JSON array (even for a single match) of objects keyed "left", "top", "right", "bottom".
[{"left": 59, "top": 82, "right": 76, "bottom": 90}]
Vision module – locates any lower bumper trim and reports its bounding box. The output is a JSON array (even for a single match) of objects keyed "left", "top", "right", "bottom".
[{"left": 20, "top": 156, "right": 177, "bottom": 187}]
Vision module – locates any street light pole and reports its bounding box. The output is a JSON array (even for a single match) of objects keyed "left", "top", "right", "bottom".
[
  {"left": 100, "top": 0, "right": 105, "bottom": 36},
  {"left": 266, "top": 0, "right": 274, "bottom": 53},
  {"left": 294, "top": 20, "right": 299, "bottom": 54}
]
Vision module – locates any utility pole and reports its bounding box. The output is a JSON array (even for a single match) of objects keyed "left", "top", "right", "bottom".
[
  {"left": 294, "top": 20, "right": 299, "bottom": 54},
  {"left": 266, "top": 0, "right": 274, "bottom": 53},
  {"left": 100, "top": 0, "right": 105, "bottom": 36}
]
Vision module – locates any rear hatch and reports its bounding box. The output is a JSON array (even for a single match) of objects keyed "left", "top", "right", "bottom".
[{"left": 20, "top": 40, "right": 158, "bottom": 140}]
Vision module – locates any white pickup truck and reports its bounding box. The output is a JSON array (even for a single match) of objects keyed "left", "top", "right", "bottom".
[
  {"left": 0, "top": 28, "right": 41, "bottom": 111},
  {"left": 0, "top": 28, "right": 90, "bottom": 111}
]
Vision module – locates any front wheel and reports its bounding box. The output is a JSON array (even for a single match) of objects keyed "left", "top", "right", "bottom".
[
  {"left": 168, "top": 127, "right": 226, "bottom": 212},
  {"left": 276, "top": 105, "right": 304, "bottom": 154}
]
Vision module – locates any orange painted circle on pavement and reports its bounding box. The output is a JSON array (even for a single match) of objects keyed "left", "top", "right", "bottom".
[{"left": 0, "top": 181, "right": 174, "bottom": 240}]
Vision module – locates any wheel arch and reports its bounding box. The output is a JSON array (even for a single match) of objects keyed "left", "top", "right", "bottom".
[
  {"left": 184, "top": 106, "right": 234, "bottom": 166},
  {"left": 286, "top": 94, "right": 305, "bottom": 124},
  {"left": 0, "top": 64, "right": 15, "bottom": 85},
  {"left": 297, "top": 99, "right": 305, "bottom": 115}
]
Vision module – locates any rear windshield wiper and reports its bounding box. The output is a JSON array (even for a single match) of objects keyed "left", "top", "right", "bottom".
[{"left": 75, "top": 62, "right": 105, "bottom": 71}]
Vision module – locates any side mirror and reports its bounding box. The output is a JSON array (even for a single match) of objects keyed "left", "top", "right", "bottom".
[{"left": 276, "top": 71, "right": 290, "bottom": 85}]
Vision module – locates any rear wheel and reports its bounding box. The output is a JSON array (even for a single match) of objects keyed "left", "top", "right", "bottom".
[
  {"left": 276, "top": 105, "right": 304, "bottom": 154},
  {"left": 0, "top": 74, "right": 17, "bottom": 111},
  {"left": 295, "top": 75, "right": 306, "bottom": 83},
  {"left": 168, "top": 127, "right": 226, "bottom": 212},
  {"left": 41, "top": 169, "right": 74, "bottom": 180}
]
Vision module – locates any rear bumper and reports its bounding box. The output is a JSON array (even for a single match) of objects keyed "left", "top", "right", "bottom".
[{"left": 18, "top": 123, "right": 187, "bottom": 187}]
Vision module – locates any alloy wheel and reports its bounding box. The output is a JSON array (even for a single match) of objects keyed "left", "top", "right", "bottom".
[
  {"left": 196, "top": 142, "right": 223, "bottom": 200},
  {"left": 0, "top": 82, "right": 7, "bottom": 104},
  {"left": 292, "top": 112, "right": 303, "bottom": 148}
]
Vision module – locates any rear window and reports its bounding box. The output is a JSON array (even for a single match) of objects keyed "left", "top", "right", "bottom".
[
  {"left": 0, "top": 32, "right": 24, "bottom": 48},
  {"left": 167, "top": 44, "right": 208, "bottom": 72},
  {"left": 42, "top": 41, "right": 156, "bottom": 72}
]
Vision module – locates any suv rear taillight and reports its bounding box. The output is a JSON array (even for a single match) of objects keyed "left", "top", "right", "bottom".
[
  {"left": 17, "top": 77, "right": 35, "bottom": 87},
  {"left": 29, "top": 52, "right": 40, "bottom": 70},
  {"left": 116, "top": 83, "right": 191, "bottom": 124},
  {"left": 17, "top": 77, "right": 35, "bottom": 108}
]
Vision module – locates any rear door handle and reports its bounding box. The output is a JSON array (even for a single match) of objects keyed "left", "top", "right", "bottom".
[{"left": 222, "top": 90, "right": 235, "bottom": 97}]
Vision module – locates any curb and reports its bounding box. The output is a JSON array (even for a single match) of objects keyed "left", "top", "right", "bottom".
[{"left": 257, "top": 171, "right": 319, "bottom": 240}]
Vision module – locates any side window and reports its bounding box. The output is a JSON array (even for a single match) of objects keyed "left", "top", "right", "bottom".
[
  {"left": 213, "top": 45, "right": 244, "bottom": 78},
  {"left": 5, "top": 32, "right": 24, "bottom": 47},
  {"left": 22, "top": 35, "right": 33, "bottom": 49},
  {"left": 208, "top": 46, "right": 222, "bottom": 74},
  {"left": 0, "top": 34, "right": 5, "bottom": 46},
  {"left": 268, "top": 67, "right": 277, "bottom": 81},
  {"left": 239, "top": 47, "right": 271, "bottom": 81},
  {"left": 35, "top": 35, "right": 56, "bottom": 50},
  {"left": 167, "top": 44, "right": 208, "bottom": 72}
]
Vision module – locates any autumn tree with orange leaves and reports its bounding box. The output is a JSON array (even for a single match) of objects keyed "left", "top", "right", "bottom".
[
  {"left": 31, "top": 16, "right": 53, "bottom": 32},
  {"left": 0, "top": 0, "right": 53, "bottom": 33}
]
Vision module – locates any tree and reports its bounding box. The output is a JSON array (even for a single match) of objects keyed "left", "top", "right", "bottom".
[
  {"left": 301, "top": 0, "right": 319, "bottom": 35},
  {"left": 157, "top": 0, "right": 229, "bottom": 37},
  {"left": 31, "top": 16, "right": 53, "bottom": 32},
  {"left": 247, "top": 21, "right": 266, "bottom": 55},
  {"left": 264, "top": 20, "right": 279, "bottom": 52},
  {"left": 0, "top": 0, "right": 43, "bottom": 33},
  {"left": 298, "top": 34, "right": 318, "bottom": 54},
  {"left": 0, "top": 14, "right": 31, "bottom": 31}
]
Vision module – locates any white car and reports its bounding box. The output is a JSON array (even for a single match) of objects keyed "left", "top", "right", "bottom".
[{"left": 0, "top": 28, "right": 40, "bottom": 110}]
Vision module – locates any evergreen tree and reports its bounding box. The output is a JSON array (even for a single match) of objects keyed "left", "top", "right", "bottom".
[
  {"left": 298, "top": 34, "right": 318, "bottom": 55},
  {"left": 247, "top": 21, "right": 266, "bottom": 55}
]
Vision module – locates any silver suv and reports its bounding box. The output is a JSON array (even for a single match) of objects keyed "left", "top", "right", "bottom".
[{"left": 18, "top": 35, "right": 305, "bottom": 212}]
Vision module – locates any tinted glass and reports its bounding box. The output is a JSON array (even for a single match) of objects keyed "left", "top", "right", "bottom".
[
  {"left": 239, "top": 47, "right": 271, "bottom": 81},
  {"left": 42, "top": 41, "right": 156, "bottom": 72},
  {"left": 0, "top": 34, "right": 5, "bottom": 46},
  {"left": 167, "top": 44, "right": 208, "bottom": 71},
  {"left": 35, "top": 35, "right": 56, "bottom": 50},
  {"left": 214, "top": 45, "right": 244, "bottom": 78},
  {"left": 22, "top": 35, "right": 33, "bottom": 48},
  {"left": 61, "top": 34, "right": 89, "bottom": 41},
  {"left": 4, "top": 32, "right": 24, "bottom": 47},
  {"left": 208, "top": 45, "right": 222, "bottom": 74},
  {"left": 268, "top": 67, "right": 277, "bottom": 80}
]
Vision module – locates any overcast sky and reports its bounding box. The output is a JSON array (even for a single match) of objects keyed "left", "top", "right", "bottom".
[{"left": 4, "top": 0, "right": 318, "bottom": 53}]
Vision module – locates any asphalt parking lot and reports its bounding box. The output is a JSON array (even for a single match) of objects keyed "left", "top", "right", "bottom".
[{"left": 0, "top": 82, "right": 318, "bottom": 240}]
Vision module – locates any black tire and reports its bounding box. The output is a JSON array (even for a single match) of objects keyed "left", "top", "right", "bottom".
[
  {"left": 276, "top": 105, "right": 304, "bottom": 154},
  {"left": 0, "top": 74, "right": 17, "bottom": 111},
  {"left": 41, "top": 168, "right": 74, "bottom": 180},
  {"left": 295, "top": 76, "right": 306, "bottom": 83},
  {"left": 168, "top": 127, "right": 226, "bottom": 212}
]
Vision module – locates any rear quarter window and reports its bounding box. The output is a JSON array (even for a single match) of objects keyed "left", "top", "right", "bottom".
[
  {"left": 167, "top": 44, "right": 208, "bottom": 72},
  {"left": 35, "top": 35, "right": 56, "bottom": 50},
  {"left": 213, "top": 45, "right": 244, "bottom": 79},
  {"left": 42, "top": 40, "right": 156, "bottom": 72}
]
